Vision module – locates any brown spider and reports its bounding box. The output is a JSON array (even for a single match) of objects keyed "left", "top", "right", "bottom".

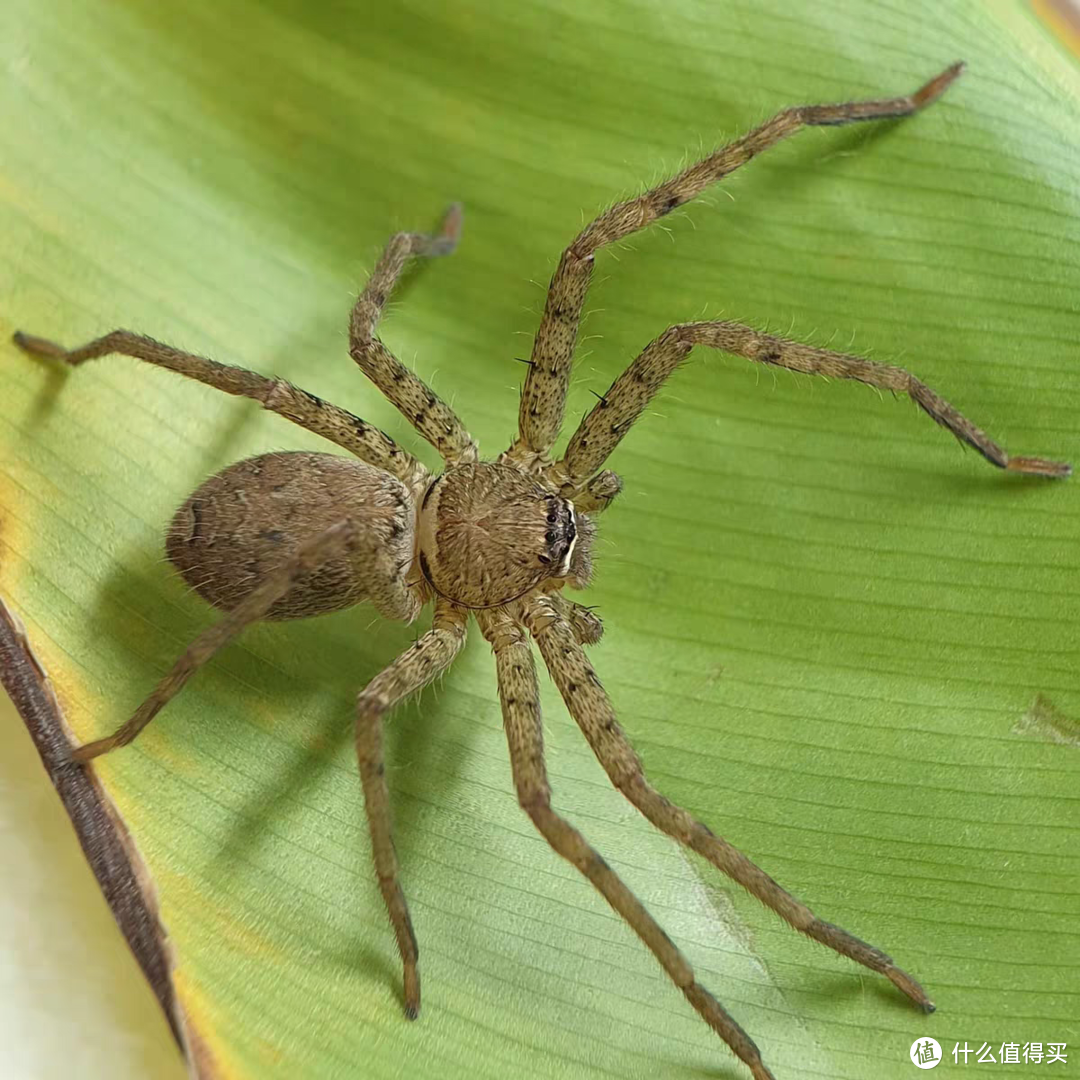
[{"left": 13, "top": 63, "right": 1070, "bottom": 1079}]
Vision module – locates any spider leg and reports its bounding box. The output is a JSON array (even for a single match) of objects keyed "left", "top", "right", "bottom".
[
  {"left": 508, "top": 64, "right": 965, "bottom": 464},
  {"left": 355, "top": 599, "right": 468, "bottom": 1019},
  {"left": 522, "top": 594, "right": 935, "bottom": 1013},
  {"left": 348, "top": 204, "right": 479, "bottom": 466},
  {"left": 573, "top": 469, "right": 622, "bottom": 514},
  {"left": 71, "top": 520, "right": 362, "bottom": 763},
  {"left": 476, "top": 605, "right": 775, "bottom": 1080},
  {"left": 12, "top": 330, "right": 430, "bottom": 491},
  {"left": 549, "top": 321, "right": 1070, "bottom": 494},
  {"left": 549, "top": 593, "right": 604, "bottom": 646}
]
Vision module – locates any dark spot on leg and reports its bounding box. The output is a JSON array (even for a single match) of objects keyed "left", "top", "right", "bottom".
[{"left": 586, "top": 850, "right": 610, "bottom": 873}]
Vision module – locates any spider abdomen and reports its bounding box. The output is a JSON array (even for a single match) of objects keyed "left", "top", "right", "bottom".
[{"left": 166, "top": 451, "right": 415, "bottom": 620}]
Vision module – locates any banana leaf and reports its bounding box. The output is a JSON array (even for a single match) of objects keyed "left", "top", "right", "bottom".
[{"left": 1, "top": 2, "right": 1077, "bottom": 1078}]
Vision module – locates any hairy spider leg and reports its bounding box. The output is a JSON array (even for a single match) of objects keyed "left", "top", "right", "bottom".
[
  {"left": 553, "top": 322, "right": 1070, "bottom": 497},
  {"left": 355, "top": 599, "right": 469, "bottom": 1018},
  {"left": 13, "top": 330, "right": 430, "bottom": 490},
  {"left": 70, "top": 521, "right": 362, "bottom": 762},
  {"left": 479, "top": 604, "right": 777, "bottom": 1080},
  {"left": 349, "top": 203, "right": 479, "bottom": 465},
  {"left": 508, "top": 63, "right": 967, "bottom": 473}
]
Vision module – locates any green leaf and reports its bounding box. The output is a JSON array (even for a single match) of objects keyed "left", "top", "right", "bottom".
[{"left": 2, "top": 2, "right": 1078, "bottom": 1078}]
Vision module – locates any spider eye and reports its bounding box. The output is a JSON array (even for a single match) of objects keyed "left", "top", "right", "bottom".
[
  {"left": 546, "top": 511, "right": 558, "bottom": 523},
  {"left": 545, "top": 531, "right": 557, "bottom": 544}
]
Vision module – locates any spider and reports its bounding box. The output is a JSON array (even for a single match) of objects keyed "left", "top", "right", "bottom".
[{"left": 13, "top": 62, "right": 1070, "bottom": 1080}]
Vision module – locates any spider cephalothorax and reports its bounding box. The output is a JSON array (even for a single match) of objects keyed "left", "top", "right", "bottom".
[
  {"left": 13, "top": 63, "right": 1069, "bottom": 1080},
  {"left": 416, "top": 462, "right": 590, "bottom": 608}
]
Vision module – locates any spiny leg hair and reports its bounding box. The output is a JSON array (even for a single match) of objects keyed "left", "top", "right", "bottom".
[
  {"left": 522, "top": 594, "right": 933, "bottom": 1013},
  {"left": 477, "top": 605, "right": 776, "bottom": 1080},
  {"left": 355, "top": 599, "right": 469, "bottom": 1019},
  {"left": 349, "top": 203, "right": 479, "bottom": 466},
  {"left": 509, "top": 63, "right": 966, "bottom": 464},
  {"left": 12, "top": 330, "right": 431, "bottom": 491},
  {"left": 551, "top": 322, "right": 1071, "bottom": 495}
]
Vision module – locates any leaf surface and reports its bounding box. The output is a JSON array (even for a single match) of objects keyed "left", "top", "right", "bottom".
[{"left": 1, "top": 2, "right": 1078, "bottom": 1078}]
